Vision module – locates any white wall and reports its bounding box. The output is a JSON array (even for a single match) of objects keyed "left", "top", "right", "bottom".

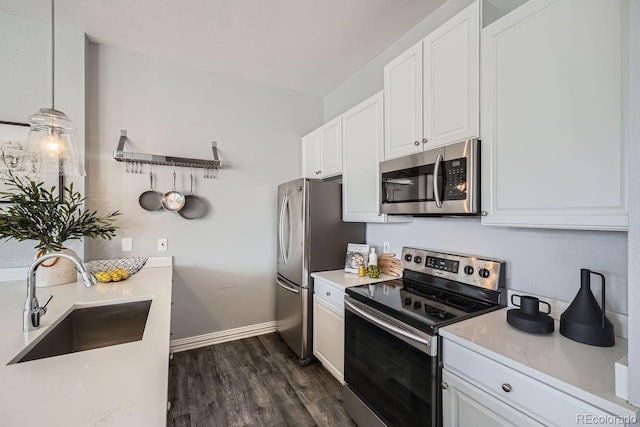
[
  {"left": 325, "top": 0, "right": 630, "bottom": 316},
  {"left": 85, "top": 44, "right": 323, "bottom": 339},
  {"left": 0, "top": 11, "right": 86, "bottom": 266}
]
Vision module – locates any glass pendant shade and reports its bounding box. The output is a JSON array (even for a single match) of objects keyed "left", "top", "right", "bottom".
[
  {"left": 24, "top": 0, "right": 85, "bottom": 178},
  {"left": 25, "top": 107, "right": 85, "bottom": 177}
]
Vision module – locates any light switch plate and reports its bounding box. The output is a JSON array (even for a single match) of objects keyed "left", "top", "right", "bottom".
[
  {"left": 122, "top": 237, "right": 132, "bottom": 252},
  {"left": 158, "top": 238, "right": 168, "bottom": 251}
]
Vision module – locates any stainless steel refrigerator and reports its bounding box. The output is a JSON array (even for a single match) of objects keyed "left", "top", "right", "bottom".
[{"left": 276, "top": 178, "right": 365, "bottom": 364}]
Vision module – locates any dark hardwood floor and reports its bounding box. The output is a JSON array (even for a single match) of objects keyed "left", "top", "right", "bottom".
[{"left": 167, "top": 333, "right": 357, "bottom": 427}]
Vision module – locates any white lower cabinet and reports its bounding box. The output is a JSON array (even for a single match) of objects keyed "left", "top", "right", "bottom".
[
  {"left": 442, "top": 368, "right": 543, "bottom": 427},
  {"left": 313, "top": 278, "right": 345, "bottom": 383},
  {"left": 442, "top": 338, "right": 627, "bottom": 427}
]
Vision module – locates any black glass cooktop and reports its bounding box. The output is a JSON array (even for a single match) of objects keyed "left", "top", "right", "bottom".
[{"left": 345, "top": 277, "right": 499, "bottom": 334}]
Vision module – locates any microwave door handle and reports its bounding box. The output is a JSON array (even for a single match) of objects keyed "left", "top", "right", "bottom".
[
  {"left": 433, "top": 153, "right": 443, "bottom": 208},
  {"left": 344, "top": 299, "right": 433, "bottom": 348}
]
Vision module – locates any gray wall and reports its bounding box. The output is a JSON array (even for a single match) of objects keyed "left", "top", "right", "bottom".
[
  {"left": 324, "top": 0, "right": 630, "bottom": 315},
  {"left": 85, "top": 44, "right": 323, "bottom": 339},
  {"left": 323, "top": 0, "right": 475, "bottom": 121},
  {"left": 0, "top": 12, "right": 86, "bottom": 265}
]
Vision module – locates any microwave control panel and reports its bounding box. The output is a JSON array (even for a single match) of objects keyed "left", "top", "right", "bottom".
[{"left": 444, "top": 158, "right": 466, "bottom": 200}]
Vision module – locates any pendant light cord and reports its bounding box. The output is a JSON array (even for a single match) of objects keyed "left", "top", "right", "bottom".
[{"left": 51, "top": 0, "right": 55, "bottom": 109}]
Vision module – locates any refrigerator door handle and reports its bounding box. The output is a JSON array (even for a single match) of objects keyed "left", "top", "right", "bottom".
[
  {"left": 277, "top": 277, "right": 300, "bottom": 294},
  {"left": 278, "top": 195, "right": 287, "bottom": 265},
  {"left": 285, "top": 194, "right": 292, "bottom": 264}
]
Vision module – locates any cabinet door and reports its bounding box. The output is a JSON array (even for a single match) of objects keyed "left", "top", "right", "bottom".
[
  {"left": 313, "top": 294, "right": 344, "bottom": 383},
  {"left": 481, "top": 0, "right": 628, "bottom": 230},
  {"left": 318, "top": 117, "right": 342, "bottom": 178},
  {"left": 383, "top": 43, "right": 424, "bottom": 160},
  {"left": 342, "top": 92, "right": 384, "bottom": 222},
  {"left": 442, "top": 369, "right": 544, "bottom": 427},
  {"left": 423, "top": 1, "right": 479, "bottom": 148},
  {"left": 302, "top": 131, "right": 320, "bottom": 178}
]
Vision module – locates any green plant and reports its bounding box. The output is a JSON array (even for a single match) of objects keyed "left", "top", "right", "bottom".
[{"left": 0, "top": 172, "right": 120, "bottom": 253}]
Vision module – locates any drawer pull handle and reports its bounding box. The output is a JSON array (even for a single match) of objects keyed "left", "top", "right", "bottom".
[
  {"left": 502, "top": 383, "right": 512, "bottom": 392},
  {"left": 414, "top": 140, "right": 420, "bottom": 146},
  {"left": 441, "top": 382, "right": 448, "bottom": 390},
  {"left": 326, "top": 291, "right": 331, "bottom": 296}
]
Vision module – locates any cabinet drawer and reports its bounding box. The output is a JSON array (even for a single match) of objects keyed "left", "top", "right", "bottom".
[
  {"left": 313, "top": 278, "right": 345, "bottom": 309},
  {"left": 443, "top": 339, "right": 615, "bottom": 426}
]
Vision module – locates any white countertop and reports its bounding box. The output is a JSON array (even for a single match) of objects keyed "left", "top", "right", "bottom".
[
  {"left": 311, "top": 269, "right": 398, "bottom": 289},
  {"left": 0, "top": 261, "right": 173, "bottom": 427},
  {"left": 440, "top": 308, "right": 638, "bottom": 418}
]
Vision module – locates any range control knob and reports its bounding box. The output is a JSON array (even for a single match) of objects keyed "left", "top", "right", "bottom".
[
  {"left": 478, "top": 268, "right": 490, "bottom": 278},
  {"left": 463, "top": 265, "right": 474, "bottom": 275},
  {"left": 413, "top": 256, "right": 422, "bottom": 264},
  {"left": 404, "top": 254, "right": 413, "bottom": 262}
]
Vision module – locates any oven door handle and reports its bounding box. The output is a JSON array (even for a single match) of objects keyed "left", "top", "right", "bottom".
[{"left": 344, "top": 299, "right": 432, "bottom": 348}]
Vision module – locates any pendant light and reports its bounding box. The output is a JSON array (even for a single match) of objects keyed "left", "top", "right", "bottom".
[{"left": 24, "top": 0, "right": 85, "bottom": 177}]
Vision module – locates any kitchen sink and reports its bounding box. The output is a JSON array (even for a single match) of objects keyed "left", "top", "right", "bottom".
[{"left": 9, "top": 300, "right": 152, "bottom": 364}]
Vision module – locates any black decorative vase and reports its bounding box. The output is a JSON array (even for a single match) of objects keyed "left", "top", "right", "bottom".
[{"left": 559, "top": 269, "right": 614, "bottom": 347}]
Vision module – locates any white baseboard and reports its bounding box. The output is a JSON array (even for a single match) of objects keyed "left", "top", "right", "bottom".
[{"left": 170, "top": 321, "right": 278, "bottom": 353}]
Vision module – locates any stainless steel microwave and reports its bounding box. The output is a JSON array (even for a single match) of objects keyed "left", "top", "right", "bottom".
[{"left": 380, "top": 139, "right": 480, "bottom": 216}]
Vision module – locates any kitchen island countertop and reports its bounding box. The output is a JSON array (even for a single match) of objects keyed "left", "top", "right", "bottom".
[{"left": 0, "top": 259, "right": 172, "bottom": 426}]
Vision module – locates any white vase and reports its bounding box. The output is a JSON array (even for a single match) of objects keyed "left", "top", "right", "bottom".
[{"left": 35, "top": 248, "right": 79, "bottom": 287}]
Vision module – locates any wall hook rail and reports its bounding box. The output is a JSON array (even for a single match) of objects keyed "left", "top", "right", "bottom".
[{"left": 113, "top": 130, "right": 222, "bottom": 169}]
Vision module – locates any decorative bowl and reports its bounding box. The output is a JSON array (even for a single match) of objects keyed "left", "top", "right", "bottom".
[{"left": 85, "top": 257, "right": 148, "bottom": 282}]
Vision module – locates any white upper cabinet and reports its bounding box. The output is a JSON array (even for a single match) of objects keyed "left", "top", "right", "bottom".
[
  {"left": 342, "top": 91, "right": 411, "bottom": 223},
  {"left": 481, "top": 0, "right": 628, "bottom": 230},
  {"left": 302, "top": 116, "right": 342, "bottom": 179},
  {"left": 423, "top": 0, "right": 479, "bottom": 148},
  {"left": 384, "top": 44, "right": 424, "bottom": 160},
  {"left": 384, "top": 1, "right": 480, "bottom": 160},
  {"left": 302, "top": 131, "right": 320, "bottom": 179}
]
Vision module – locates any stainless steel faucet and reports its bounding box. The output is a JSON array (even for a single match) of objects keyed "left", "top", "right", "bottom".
[{"left": 24, "top": 252, "right": 98, "bottom": 332}]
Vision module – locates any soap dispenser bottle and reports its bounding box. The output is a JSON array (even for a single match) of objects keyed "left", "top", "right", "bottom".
[
  {"left": 368, "top": 247, "right": 378, "bottom": 267},
  {"left": 559, "top": 269, "right": 615, "bottom": 347}
]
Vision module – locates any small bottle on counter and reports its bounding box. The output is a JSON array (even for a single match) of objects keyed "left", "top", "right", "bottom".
[
  {"left": 368, "top": 247, "right": 378, "bottom": 267},
  {"left": 358, "top": 264, "right": 366, "bottom": 277}
]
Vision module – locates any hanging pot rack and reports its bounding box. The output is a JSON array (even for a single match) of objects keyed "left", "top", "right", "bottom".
[{"left": 113, "top": 130, "right": 221, "bottom": 169}]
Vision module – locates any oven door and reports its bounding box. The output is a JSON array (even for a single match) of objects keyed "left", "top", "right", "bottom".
[{"left": 344, "top": 297, "right": 439, "bottom": 427}]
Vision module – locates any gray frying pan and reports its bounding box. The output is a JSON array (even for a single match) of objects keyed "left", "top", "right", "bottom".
[
  {"left": 179, "top": 173, "right": 206, "bottom": 220},
  {"left": 138, "top": 171, "right": 163, "bottom": 211},
  {"left": 162, "top": 171, "right": 186, "bottom": 212}
]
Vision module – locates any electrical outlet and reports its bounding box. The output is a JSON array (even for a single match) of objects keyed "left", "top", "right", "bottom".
[
  {"left": 122, "top": 237, "right": 132, "bottom": 252},
  {"left": 158, "top": 238, "right": 168, "bottom": 251},
  {"left": 383, "top": 241, "right": 391, "bottom": 254}
]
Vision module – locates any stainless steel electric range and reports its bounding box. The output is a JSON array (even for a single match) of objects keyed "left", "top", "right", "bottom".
[{"left": 343, "top": 247, "right": 507, "bottom": 427}]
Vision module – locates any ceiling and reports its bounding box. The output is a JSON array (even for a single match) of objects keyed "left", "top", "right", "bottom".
[{"left": 0, "top": 0, "right": 445, "bottom": 96}]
